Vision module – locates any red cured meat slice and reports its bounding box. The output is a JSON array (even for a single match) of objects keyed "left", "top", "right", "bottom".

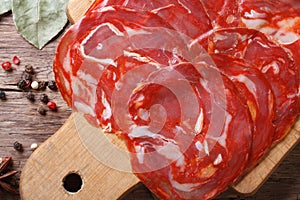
[
  {"left": 73, "top": 1, "right": 213, "bottom": 74},
  {"left": 200, "top": 0, "right": 240, "bottom": 28},
  {"left": 211, "top": 53, "right": 275, "bottom": 168},
  {"left": 87, "top": 0, "right": 211, "bottom": 21},
  {"left": 59, "top": 4, "right": 213, "bottom": 131},
  {"left": 69, "top": 9, "right": 184, "bottom": 131},
  {"left": 152, "top": 4, "right": 212, "bottom": 47},
  {"left": 208, "top": 27, "right": 299, "bottom": 143},
  {"left": 85, "top": 0, "right": 213, "bottom": 47},
  {"left": 239, "top": 0, "right": 300, "bottom": 70},
  {"left": 239, "top": 0, "right": 300, "bottom": 112},
  {"left": 123, "top": 63, "right": 252, "bottom": 200},
  {"left": 54, "top": 0, "right": 213, "bottom": 121},
  {"left": 53, "top": 25, "right": 77, "bottom": 106},
  {"left": 54, "top": 7, "right": 176, "bottom": 127},
  {"left": 85, "top": 23, "right": 252, "bottom": 199},
  {"left": 53, "top": 1, "right": 300, "bottom": 200},
  {"left": 69, "top": 10, "right": 252, "bottom": 199},
  {"left": 55, "top": 5, "right": 253, "bottom": 199}
]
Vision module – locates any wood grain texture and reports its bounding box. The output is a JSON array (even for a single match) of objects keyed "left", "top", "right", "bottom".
[
  {"left": 0, "top": 4, "right": 299, "bottom": 200},
  {"left": 66, "top": 0, "right": 94, "bottom": 23},
  {"left": 20, "top": 113, "right": 139, "bottom": 200},
  {"left": 0, "top": 13, "right": 72, "bottom": 199}
]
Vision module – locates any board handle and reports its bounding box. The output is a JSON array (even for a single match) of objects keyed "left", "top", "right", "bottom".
[
  {"left": 66, "top": 0, "right": 94, "bottom": 23},
  {"left": 20, "top": 113, "right": 139, "bottom": 200}
]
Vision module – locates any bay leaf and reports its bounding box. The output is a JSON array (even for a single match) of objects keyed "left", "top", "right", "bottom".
[
  {"left": 12, "top": 0, "right": 69, "bottom": 49},
  {"left": 0, "top": 0, "right": 11, "bottom": 15}
]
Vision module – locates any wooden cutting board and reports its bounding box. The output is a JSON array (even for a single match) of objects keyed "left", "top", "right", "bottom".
[{"left": 20, "top": 0, "right": 300, "bottom": 199}]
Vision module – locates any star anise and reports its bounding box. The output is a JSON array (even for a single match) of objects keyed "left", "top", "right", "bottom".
[{"left": 0, "top": 156, "right": 18, "bottom": 194}]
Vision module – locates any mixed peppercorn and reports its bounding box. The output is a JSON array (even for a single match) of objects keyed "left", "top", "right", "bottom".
[
  {"left": 13, "top": 142, "right": 23, "bottom": 152},
  {"left": 1, "top": 61, "right": 13, "bottom": 71},
  {"left": 0, "top": 90, "right": 6, "bottom": 100},
  {"left": 1, "top": 56, "right": 59, "bottom": 115},
  {"left": 0, "top": 56, "right": 59, "bottom": 194}
]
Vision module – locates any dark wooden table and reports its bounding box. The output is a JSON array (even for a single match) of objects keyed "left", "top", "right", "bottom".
[{"left": 0, "top": 13, "right": 299, "bottom": 200}]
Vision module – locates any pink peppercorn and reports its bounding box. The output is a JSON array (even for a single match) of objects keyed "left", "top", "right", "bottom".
[
  {"left": 47, "top": 101, "right": 57, "bottom": 111},
  {"left": 12, "top": 56, "right": 20, "bottom": 65},
  {"left": 1, "top": 61, "right": 12, "bottom": 71}
]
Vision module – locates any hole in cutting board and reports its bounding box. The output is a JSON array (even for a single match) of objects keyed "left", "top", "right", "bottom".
[{"left": 63, "top": 172, "right": 83, "bottom": 193}]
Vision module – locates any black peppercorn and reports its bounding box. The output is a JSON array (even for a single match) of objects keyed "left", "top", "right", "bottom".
[
  {"left": 17, "top": 79, "right": 31, "bottom": 90},
  {"left": 26, "top": 91, "right": 35, "bottom": 102},
  {"left": 13, "top": 141, "right": 23, "bottom": 152},
  {"left": 0, "top": 90, "right": 6, "bottom": 100},
  {"left": 38, "top": 81, "right": 48, "bottom": 90},
  {"left": 48, "top": 80, "right": 57, "bottom": 91},
  {"left": 25, "top": 64, "right": 34, "bottom": 74},
  {"left": 37, "top": 106, "right": 47, "bottom": 115},
  {"left": 40, "top": 94, "right": 49, "bottom": 104}
]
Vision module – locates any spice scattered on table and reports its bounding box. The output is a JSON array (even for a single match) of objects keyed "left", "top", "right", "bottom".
[
  {"left": 24, "top": 64, "right": 34, "bottom": 74},
  {"left": 37, "top": 106, "right": 47, "bottom": 115},
  {"left": 48, "top": 80, "right": 57, "bottom": 91},
  {"left": 1, "top": 57, "right": 60, "bottom": 119},
  {"left": 30, "top": 143, "right": 38, "bottom": 151},
  {"left": 1, "top": 61, "right": 12, "bottom": 71},
  {"left": 0, "top": 156, "right": 19, "bottom": 194},
  {"left": 26, "top": 91, "right": 35, "bottom": 102},
  {"left": 40, "top": 94, "right": 49, "bottom": 104},
  {"left": 17, "top": 79, "right": 31, "bottom": 90},
  {"left": 31, "top": 81, "right": 39, "bottom": 90},
  {"left": 47, "top": 101, "right": 57, "bottom": 111},
  {"left": 38, "top": 81, "right": 47, "bottom": 90},
  {"left": 13, "top": 141, "right": 23, "bottom": 152},
  {"left": 0, "top": 90, "right": 6, "bottom": 100},
  {"left": 12, "top": 56, "right": 20, "bottom": 65}
]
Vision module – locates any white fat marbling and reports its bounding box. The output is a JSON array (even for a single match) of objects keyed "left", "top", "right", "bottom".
[
  {"left": 195, "top": 108, "right": 204, "bottom": 134},
  {"left": 151, "top": 4, "right": 174, "bottom": 14},
  {"left": 244, "top": 10, "right": 266, "bottom": 18},
  {"left": 124, "top": 26, "right": 151, "bottom": 37},
  {"left": 123, "top": 50, "right": 152, "bottom": 63},
  {"left": 135, "top": 145, "right": 145, "bottom": 164},
  {"left": 101, "top": 91, "right": 112, "bottom": 120},
  {"left": 195, "top": 141, "right": 203, "bottom": 151},
  {"left": 203, "top": 140, "right": 210, "bottom": 156},
  {"left": 169, "top": 173, "right": 201, "bottom": 192},
  {"left": 213, "top": 154, "right": 223, "bottom": 165},
  {"left": 262, "top": 61, "right": 280, "bottom": 74},
  {"left": 129, "top": 126, "right": 185, "bottom": 168},
  {"left": 234, "top": 74, "right": 257, "bottom": 98},
  {"left": 241, "top": 18, "right": 267, "bottom": 29},
  {"left": 138, "top": 109, "right": 150, "bottom": 121}
]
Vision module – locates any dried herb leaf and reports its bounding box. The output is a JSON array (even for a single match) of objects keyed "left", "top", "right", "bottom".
[
  {"left": 0, "top": 181, "right": 19, "bottom": 194},
  {"left": 12, "top": 0, "right": 69, "bottom": 49},
  {"left": 0, "top": 156, "right": 12, "bottom": 173},
  {"left": 0, "top": 170, "right": 18, "bottom": 179},
  {"left": 0, "top": 0, "right": 11, "bottom": 15}
]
